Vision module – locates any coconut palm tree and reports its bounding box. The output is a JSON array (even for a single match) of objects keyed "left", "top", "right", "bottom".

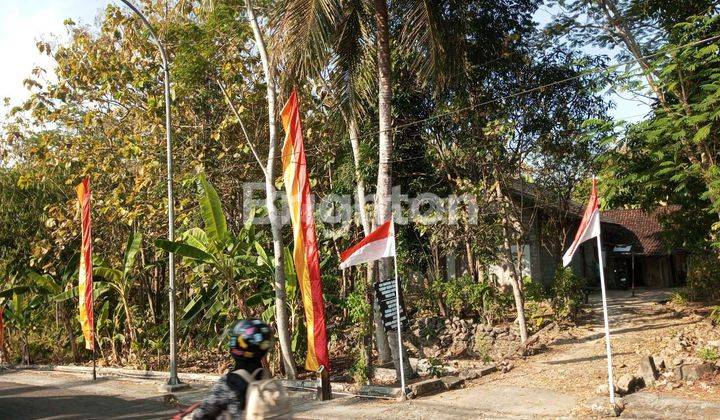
[{"left": 272, "top": 0, "right": 469, "bottom": 380}]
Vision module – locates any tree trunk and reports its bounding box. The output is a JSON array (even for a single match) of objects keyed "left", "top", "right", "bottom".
[
  {"left": 494, "top": 182, "right": 528, "bottom": 343},
  {"left": 62, "top": 306, "right": 80, "bottom": 363},
  {"left": 245, "top": 0, "right": 297, "bottom": 379},
  {"left": 373, "top": 0, "right": 413, "bottom": 380},
  {"left": 348, "top": 114, "right": 392, "bottom": 364}
]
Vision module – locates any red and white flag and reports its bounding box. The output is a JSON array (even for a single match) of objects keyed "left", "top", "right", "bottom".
[
  {"left": 339, "top": 218, "right": 396, "bottom": 269},
  {"left": 563, "top": 178, "right": 601, "bottom": 267}
]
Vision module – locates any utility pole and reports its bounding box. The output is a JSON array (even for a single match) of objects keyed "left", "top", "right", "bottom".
[{"left": 119, "top": 0, "right": 186, "bottom": 391}]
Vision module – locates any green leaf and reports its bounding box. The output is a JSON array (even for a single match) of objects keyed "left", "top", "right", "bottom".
[
  {"left": 197, "top": 173, "right": 228, "bottom": 242},
  {"left": 122, "top": 232, "right": 143, "bottom": 277},
  {"left": 94, "top": 267, "right": 123, "bottom": 282},
  {"left": 180, "top": 227, "right": 209, "bottom": 252},
  {"left": 154, "top": 239, "right": 214, "bottom": 263},
  {"left": 693, "top": 124, "right": 712, "bottom": 143},
  {"left": 0, "top": 286, "right": 31, "bottom": 299}
]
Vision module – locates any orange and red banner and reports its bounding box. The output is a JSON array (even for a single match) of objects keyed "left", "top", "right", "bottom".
[
  {"left": 0, "top": 307, "right": 4, "bottom": 353},
  {"left": 76, "top": 177, "right": 95, "bottom": 351},
  {"left": 281, "top": 89, "right": 329, "bottom": 371}
]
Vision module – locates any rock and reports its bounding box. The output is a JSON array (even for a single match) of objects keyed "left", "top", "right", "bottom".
[
  {"left": 587, "top": 397, "right": 625, "bottom": 417},
  {"left": 652, "top": 355, "right": 666, "bottom": 371},
  {"left": 674, "top": 363, "right": 714, "bottom": 381},
  {"left": 637, "top": 356, "right": 659, "bottom": 387},
  {"left": 448, "top": 339, "right": 469, "bottom": 357},
  {"left": 616, "top": 374, "right": 644, "bottom": 395},
  {"left": 408, "top": 378, "right": 445, "bottom": 398},
  {"left": 478, "top": 363, "right": 497, "bottom": 376},
  {"left": 459, "top": 370, "right": 479, "bottom": 381},
  {"left": 672, "top": 357, "right": 684, "bottom": 367},
  {"left": 707, "top": 340, "right": 720, "bottom": 348},
  {"left": 373, "top": 367, "right": 397, "bottom": 382},
  {"left": 439, "top": 375, "right": 465, "bottom": 390},
  {"left": 595, "top": 383, "right": 620, "bottom": 396}
]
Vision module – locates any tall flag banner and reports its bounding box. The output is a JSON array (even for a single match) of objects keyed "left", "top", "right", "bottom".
[
  {"left": 76, "top": 177, "right": 95, "bottom": 351},
  {"left": 0, "top": 307, "right": 4, "bottom": 355},
  {"left": 281, "top": 89, "right": 329, "bottom": 371},
  {"left": 562, "top": 177, "right": 615, "bottom": 405},
  {"left": 339, "top": 219, "right": 396, "bottom": 269}
]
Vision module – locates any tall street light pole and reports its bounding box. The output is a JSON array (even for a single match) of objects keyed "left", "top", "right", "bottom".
[{"left": 119, "top": 0, "right": 186, "bottom": 391}]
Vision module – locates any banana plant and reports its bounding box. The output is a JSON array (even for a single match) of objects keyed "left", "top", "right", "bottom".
[
  {"left": 0, "top": 271, "right": 64, "bottom": 364},
  {"left": 94, "top": 232, "right": 142, "bottom": 345},
  {"left": 155, "top": 174, "right": 274, "bottom": 336}
]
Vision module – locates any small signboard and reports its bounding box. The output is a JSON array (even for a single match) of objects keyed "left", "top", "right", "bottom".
[{"left": 374, "top": 279, "right": 408, "bottom": 332}]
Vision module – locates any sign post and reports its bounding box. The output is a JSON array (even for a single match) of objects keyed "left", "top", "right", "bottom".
[{"left": 393, "top": 251, "right": 406, "bottom": 397}]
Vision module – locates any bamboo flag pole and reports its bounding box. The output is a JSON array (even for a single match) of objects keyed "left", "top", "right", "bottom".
[
  {"left": 562, "top": 176, "right": 615, "bottom": 405},
  {"left": 594, "top": 194, "right": 615, "bottom": 405}
]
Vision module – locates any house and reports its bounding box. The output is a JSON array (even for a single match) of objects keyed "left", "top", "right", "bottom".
[
  {"left": 452, "top": 184, "right": 688, "bottom": 290},
  {"left": 593, "top": 208, "right": 687, "bottom": 289}
]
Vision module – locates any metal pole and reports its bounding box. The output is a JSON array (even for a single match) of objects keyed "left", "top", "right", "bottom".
[
  {"left": 391, "top": 219, "right": 406, "bottom": 398},
  {"left": 631, "top": 253, "right": 635, "bottom": 297},
  {"left": 119, "top": 0, "right": 184, "bottom": 390},
  {"left": 92, "top": 343, "right": 96, "bottom": 381},
  {"left": 595, "top": 234, "right": 615, "bottom": 405}
]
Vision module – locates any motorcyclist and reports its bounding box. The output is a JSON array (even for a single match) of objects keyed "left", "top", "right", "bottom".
[{"left": 186, "top": 319, "right": 273, "bottom": 419}]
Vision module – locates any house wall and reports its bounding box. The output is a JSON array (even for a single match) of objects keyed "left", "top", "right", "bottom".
[{"left": 645, "top": 256, "right": 672, "bottom": 288}]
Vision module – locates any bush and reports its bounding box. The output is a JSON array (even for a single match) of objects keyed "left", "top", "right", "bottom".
[
  {"left": 431, "top": 275, "right": 510, "bottom": 323},
  {"left": 523, "top": 276, "right": 547, "bottom": 302},
  {"left": 551, "top": 268, "right": 586, "bottom": 320},
  {"left": 698, "top": 347, "right": 719, "bottom": 362},
  {"left": 685, "top": 255, "right": 720, "bottom": 301},
  {"left": 708, "top": 306, "right": 720, "bottom": 325}
]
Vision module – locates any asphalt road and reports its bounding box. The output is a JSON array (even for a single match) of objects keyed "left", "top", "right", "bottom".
[{"left": 0, "top": 380, "right": 178, "bottom": 419}]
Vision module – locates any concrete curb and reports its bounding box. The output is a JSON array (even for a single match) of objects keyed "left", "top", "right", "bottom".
[
  {"left": 0, "top": 363, "right": 220, "bottom": 384},
  {"left": 1, "top": 364, "right": 400, "bottom": 399}
]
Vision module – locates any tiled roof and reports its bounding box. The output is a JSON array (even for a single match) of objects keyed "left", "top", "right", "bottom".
[{"left": 601, "top": 208, "right": 676, "bottom": 255}]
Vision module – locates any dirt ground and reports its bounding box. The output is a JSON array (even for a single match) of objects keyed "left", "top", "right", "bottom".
[
  {"left": 295, "top": 288, "right": 720, "bottom": 418},
  {"left": 473, "top": 289, "right": 716, "bottom": 401}
]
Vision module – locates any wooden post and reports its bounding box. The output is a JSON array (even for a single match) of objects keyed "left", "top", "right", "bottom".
[{"left": 316, "top": 365, "right": 332, "bottom": 401}]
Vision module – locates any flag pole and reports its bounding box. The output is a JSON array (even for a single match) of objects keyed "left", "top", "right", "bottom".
[
  {"left": 391, "top": 218, "right": 406, "bottom": 398},
  {"left": 596, "top": 225, "right": 615, "bottom": 405},
  {"left": 92, "top": 342, "right": 97, "bottom": 381}
]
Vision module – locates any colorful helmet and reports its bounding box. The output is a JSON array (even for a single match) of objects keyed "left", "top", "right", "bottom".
[{"left": 228, "top": 319, "right": 273, "bottom": 359}]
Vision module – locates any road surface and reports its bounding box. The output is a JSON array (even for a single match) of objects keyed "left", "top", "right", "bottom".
[{"left": 0, "top": 379, "right": 177, "bottom": 419}]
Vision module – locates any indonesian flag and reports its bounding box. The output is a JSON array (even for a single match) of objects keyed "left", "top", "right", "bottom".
[
  {"left": 562, "top": 178, "right": 601, "bottom": 267},
  {"left": 76, "top": 177, "right": 95, "bottom": 350},
  {"left": 340, "top": 218, "right": 396, "bottom": 269}
]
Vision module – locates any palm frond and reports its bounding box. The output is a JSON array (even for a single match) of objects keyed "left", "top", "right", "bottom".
[
  {"left": 396, "top": 0, "right": 468, "bottom": 92},
  {"left": 271, "top": 0, "right": 342, "bottom": 82}
]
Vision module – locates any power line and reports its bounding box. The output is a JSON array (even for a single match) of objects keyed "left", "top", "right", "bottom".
[
  {"left": 345, "top": 33, "right": 720, "bottom": 144},
  {"left": 272, "top": 32, "right": 720, "bottom": 165}
]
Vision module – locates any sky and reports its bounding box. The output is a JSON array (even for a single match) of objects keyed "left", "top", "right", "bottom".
[
  {"left": 0, "top": 0, "right": 111, "bottom": 116},
  {"left": 0, "top": 1, "right": 650, "bottom": 122}
]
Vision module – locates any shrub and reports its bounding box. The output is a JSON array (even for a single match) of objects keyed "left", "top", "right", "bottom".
[
  {"left": 551, "top": 268, "right": 586, "bottom": 320},
  {"left": 523, "top": 276, "right": 547, "bottom": 302},
  {"left": 431, "top": 275, "right": 510, "bottom": 323},
  {"left": 698, "top": 347, "right": 719, "bottom": 362},
  {"left": 685, "top": 255, "right": 720, "bottom": 301},
  {"left": 670, "top": 291, "right": 689, "bottom": 306},
  {"left": 708, "top": 306, "right": 720, "bottom": 325}
]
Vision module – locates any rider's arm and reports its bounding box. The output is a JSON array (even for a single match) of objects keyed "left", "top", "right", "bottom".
[{"left": 190, "top": 377, "right": 234, "bottom": 420}]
